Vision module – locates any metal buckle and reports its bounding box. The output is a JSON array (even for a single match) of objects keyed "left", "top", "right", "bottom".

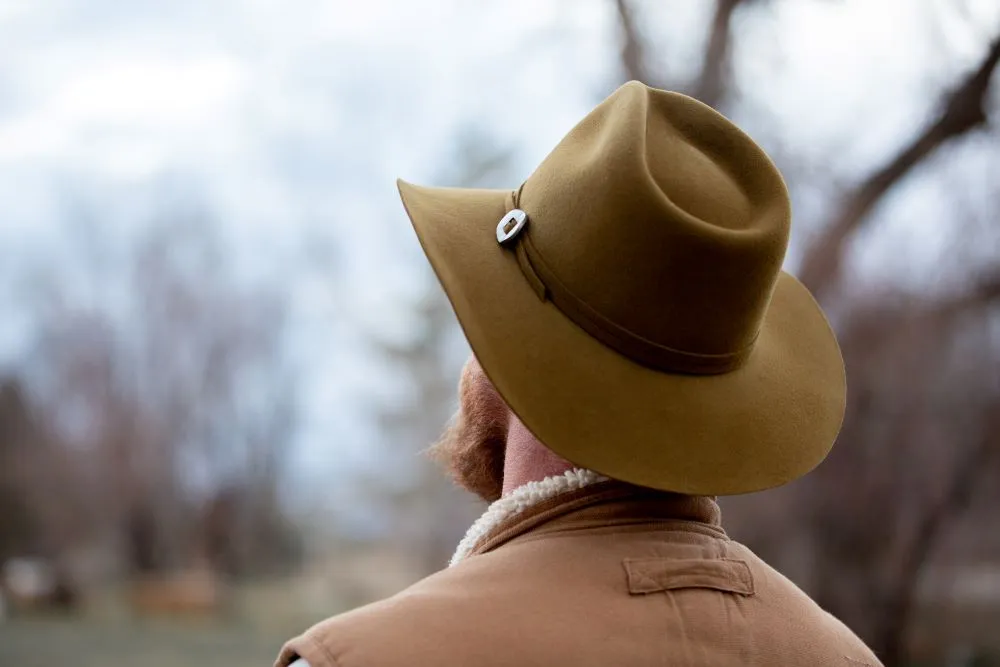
[{"left": 496, "top": 209, "right": 528, "bottom": 245}]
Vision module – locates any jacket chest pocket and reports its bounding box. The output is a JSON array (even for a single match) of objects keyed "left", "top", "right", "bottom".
[{"left": 623, "top": 557, "right": 755, "bottom": 596}]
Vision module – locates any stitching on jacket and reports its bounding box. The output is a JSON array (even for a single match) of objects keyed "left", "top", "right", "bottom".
[
  {"left": 623, "top": 557, "right": 755, "bottom": 596},
  {"left": 512, "top": 520, "right": 730, "bottom": 546}
]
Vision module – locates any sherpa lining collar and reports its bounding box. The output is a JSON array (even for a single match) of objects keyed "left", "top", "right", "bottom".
[{"left": 450, "top": 469, "right": 608, "bottom": 567}]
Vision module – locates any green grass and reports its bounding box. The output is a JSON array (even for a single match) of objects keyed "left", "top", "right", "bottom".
[
  {"left": 0, "top": 578, "right": 346, "bottom": 667},
  {"left": 0, "top": 616, "right": 293, "bottom": 667}
]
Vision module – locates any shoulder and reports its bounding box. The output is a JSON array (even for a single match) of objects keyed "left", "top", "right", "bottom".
[
  {"left": 726, "top": 541, "right": 883, "bottom": 663},
  {"left": 278, "top": 556, "right": 535, "bottom": 667}
]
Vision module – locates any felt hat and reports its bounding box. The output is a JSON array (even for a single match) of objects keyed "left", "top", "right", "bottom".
[{"left": 397, "top": 81, "right": 845, "bottom": 495}]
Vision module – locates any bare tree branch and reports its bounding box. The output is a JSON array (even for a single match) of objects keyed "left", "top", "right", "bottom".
[
  {"left": 693, "top": 0, "right": 749, "bottom": 109},
  {"left": 613, "top": 0, "right": 655, "bottom": 85},
  {"left": 841, "top": 268, "right": 1000, "bottom": 357},
  {"left": 613, "top": 0, "right": 752, "bottom": 105},
  {"left": 875, "top": 401, "right": 1000, "bottom": 665},
  {"left": 930, "top": 268, "right": 1000, "bottom": 321},
  {"left": 799, "top": 33, "right": 1000, "bottom": 298}
]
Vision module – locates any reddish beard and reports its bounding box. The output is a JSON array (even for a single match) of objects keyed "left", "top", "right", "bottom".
[{"left": 428, "top": 359, "right": 508, "bottom": 502}]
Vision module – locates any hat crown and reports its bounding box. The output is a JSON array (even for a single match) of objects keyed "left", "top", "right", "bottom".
[{"left": 519, "top": 82, "right": 790, "bottom": 371}]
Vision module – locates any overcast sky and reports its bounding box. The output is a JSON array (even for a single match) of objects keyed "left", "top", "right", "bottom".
[{"left": 0, "top": 0, "right": 997, "bottom": 493}]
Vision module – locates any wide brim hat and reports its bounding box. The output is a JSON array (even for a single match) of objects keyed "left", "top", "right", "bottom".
[{"left": 398, "top": 82, "right": 846, "bottom": 496}]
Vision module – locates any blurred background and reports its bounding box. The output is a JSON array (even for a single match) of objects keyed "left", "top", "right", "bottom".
[{"left": 0, "top": 1, "right": 998, "bottom": 665}]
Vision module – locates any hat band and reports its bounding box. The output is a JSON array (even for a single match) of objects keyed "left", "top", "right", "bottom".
[{"left": 505, "top": 190, "right": 757, "bottom": 376}]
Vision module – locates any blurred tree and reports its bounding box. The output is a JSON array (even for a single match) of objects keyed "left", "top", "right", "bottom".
[
  {"left": 0, "top": 377, "right": 43, "bottom": 561},
  {"left": 798, "top": 36, "right": 1000, "bottom": 299},
  {"left": 15, "top": 210, "right": 303, "bottom": 581},
  {"left": 611, "top": 2, "right": 1000, "bottom": 664}
]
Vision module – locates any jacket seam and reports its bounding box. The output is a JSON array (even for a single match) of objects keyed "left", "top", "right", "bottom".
[{"left": 510, "top": 520, "right": 729, "bottom": 545}]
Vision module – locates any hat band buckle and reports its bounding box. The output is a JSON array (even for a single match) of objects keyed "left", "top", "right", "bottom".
[{"left": 497, "top": 189, "right": 758, "bottom": 376}]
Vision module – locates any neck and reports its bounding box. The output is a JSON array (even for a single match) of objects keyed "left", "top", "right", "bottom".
[{"left": 501, "top": 413, "right": 575, "bottom": 496}]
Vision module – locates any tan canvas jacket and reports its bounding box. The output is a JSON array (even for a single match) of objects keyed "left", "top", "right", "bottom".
[{"left": 276, "top": 482, "right": 882, "bottom": 666}]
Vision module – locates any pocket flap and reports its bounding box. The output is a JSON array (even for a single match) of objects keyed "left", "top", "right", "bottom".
[{"left": 623, "top": 557, "right": 755, "bottom": 596}]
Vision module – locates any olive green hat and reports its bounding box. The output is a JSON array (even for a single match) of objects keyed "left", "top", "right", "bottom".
[{"left": 397, "top": 81, "right": 845, "bottom": 495}]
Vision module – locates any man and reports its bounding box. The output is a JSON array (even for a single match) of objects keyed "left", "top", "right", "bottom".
[{"left": 277, "top": 81, "right": 883, "bottom": 666}]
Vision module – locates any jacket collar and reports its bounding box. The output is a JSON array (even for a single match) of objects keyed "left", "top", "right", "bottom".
[{"left": 451, "top": 470, "right": 724, "bottom": 566}]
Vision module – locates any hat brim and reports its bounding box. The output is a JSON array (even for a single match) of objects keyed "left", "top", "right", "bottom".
[{"left": 398, "top": 179, "right": 846, "bottom": 495}]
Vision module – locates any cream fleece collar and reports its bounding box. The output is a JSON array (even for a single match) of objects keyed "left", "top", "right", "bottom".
[{"left": 450, "top": 468, "right": 608, "bottom": 567}]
